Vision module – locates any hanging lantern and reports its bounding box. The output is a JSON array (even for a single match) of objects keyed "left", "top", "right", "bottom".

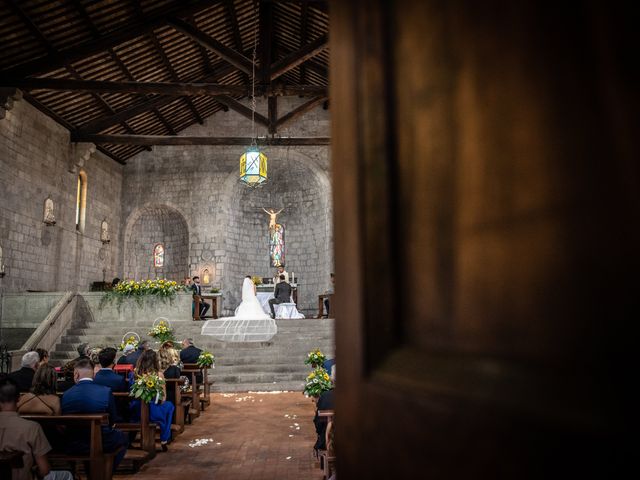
[{"left": 240, "top": 146, "right": 267, "bottom": 187}]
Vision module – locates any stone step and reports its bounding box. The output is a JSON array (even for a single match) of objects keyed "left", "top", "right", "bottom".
[
  {"left": 212, "top": 363, "right": 311, "bottom": 374},
  {"left": 211, "top": 371, "right": 307, "bottom": 384}
]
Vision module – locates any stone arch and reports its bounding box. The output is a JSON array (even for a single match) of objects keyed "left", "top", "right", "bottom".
[
  {"left": 220, "top": 149, "right": 333, "bottom": 313},
  {"left": 123, "top": 204, "right": 190, "bottom": 281}
]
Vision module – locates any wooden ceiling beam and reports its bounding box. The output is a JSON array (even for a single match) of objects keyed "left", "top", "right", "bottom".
[
  {"left": 276, "top": 95, "right": 328, "bottom": 128},
  {"left": 0, "top": 0, "right": 221, "bottom": 78},
  {"left": 1, "top": 77, "right": 327, "bottom": 97},
  {"left": 168, "top": 17, "right": 253, "bottom": 75},
  {"left": 75, "top": 65, "right": 239, "bottom": 133},
  {"left": 70, "top": 134, "right": 330, "bottom": 146},
  {"left": 1, "top": 78, "right": 248, "bottom": 96},
  {"left": 213, "top": 95, "right": 270, "bottom": 127},
  {"left": 269, "top": 33, "right": 328, "bottom": 81}
]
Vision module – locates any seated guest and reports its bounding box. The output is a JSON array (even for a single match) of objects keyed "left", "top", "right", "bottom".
[
  {"left": 89, "top": 347, "right": 103, "bottom": 375},
  {"left": 35, "top": 348, "right": 49, "bottom": 367},
  {"left": 111, "top": 277, "right": 121, "bottom": 289},
  {"left": 158, "top": 343, "right": 182, "bottom": 406},
  {"left": 323, "top": 357, "right": 336, "bottom": 374},
  {"left": 313, "top": 366, "right": 336, "bottom": 454},
  {"left": 0, "top": 378, "right": 73, "bottom": 480},
  {"left": 131, "top": 350, "right": 175, "bottom": 450},
  {"left": 180, "top": 338, "right": 202, "bottom": 364},
  {"left": 180, "top": 338, "right": 203, "bottom": 383},
  {"left": 94, "top": 348, "right": 128, "bottom": 392},
  {"left": 17, "top": 364, "right": 61, "bottom": 415},
  {"left": 61, "top": 359, "right": 127, "bottom": 469},
  {"left": 117, "top": 340, "right": 149, "bottom": 366},
  {"left": 8, "top": 351, "right": 39, "bottom": 393},
  {"left": 61, "top": 343, "right": 90, "bottom": 387},
  {"left": 116, "top": 343, "right": 136, "bottom": 365}
]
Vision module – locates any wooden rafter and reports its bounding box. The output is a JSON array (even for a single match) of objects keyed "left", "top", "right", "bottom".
[
  {"left": 276, "top": 95, "right": 328, "bottom": 128},
  {"left": 149, "top": 32, "right": 204, "bottom": 125},
  {"left": 70, "top": 134, "right": 330, "bottom": 146},
  {"left": 299, "top": 1, "right": 310, "bottom": 84},
  {"left": 270, "top": 33, "right": 328, "bottom": 81},
  {"left": 0, "top": 0, "right": 220, "bottom": 78},
  {"left": 213, "top": 95, "right": 270, "bottom": 127},
  {"left": 168, "top": 18, "right": 253, "bottom": 75},
  {"left": 259, "top": 0, "right": 274, "bottom": 85}
]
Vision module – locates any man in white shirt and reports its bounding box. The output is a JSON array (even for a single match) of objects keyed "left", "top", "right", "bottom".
[{"left": 273, "top": 265, "right": 289, "bottom": 286}]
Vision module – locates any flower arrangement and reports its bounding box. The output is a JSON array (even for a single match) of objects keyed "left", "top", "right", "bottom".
[
  {"left": 100, "top": 279, "right": 186, "bottom": 308},
  {"left": 251, "top": 276, "right": 262, "bottom": 285},
  {"left": 303, "top": 367, "right": 333, "bottom": 398},
  {"left": 119, "top": 332, "right": 140, "bottom": 351},
  {"left": 130, "top": 372, "right": 165, "bottom": 403},
  {"left": 210, "top": 288, "right": 220, "bottom": 293},
  {"left": 304, "top": 348, "right": 326, "bottom": 368},
  {"left": 197, "top": 351, "right": 215, "bottom": 368},
  {"left": 148, "top": 319, "right": 175, "bottom": 344}
]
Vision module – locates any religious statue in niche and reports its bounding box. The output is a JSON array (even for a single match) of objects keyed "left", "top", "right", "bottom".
[
  {"left": 43, "top": 197, "right": 56, "bottom": 226},
  {"left": 153, "top": 243, "right": 165, "bottom": 268},
  {"left": 202, "top": 268, "right": 211, "bottom": 285},
  {"left": 262, "top": 208, "right": 285, "bottom": 267},
  {"left": 0, "top": 244, "right": 5, "bottom": 278},
  {"left": 101, "top": 220, "right": 110, "bottom": 244}
]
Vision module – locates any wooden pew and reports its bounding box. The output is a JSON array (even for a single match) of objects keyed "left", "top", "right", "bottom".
[
  {"left": 318, "top": 410, "right": 336, "bottom": 480},
  {"left": 165, "top": 377, "right": 191, "bottom": 433},
  {"left": 22, "top": 413, "right": 122, "bottom": 480},
  {"left": 112, "top": 393, "right": 156, "bottom": 463},
  {"left": 0, "top": 451, "right": 23, "bottom": 479},
  {"left": 181, "top": 364, "right": 211, "bottom": 415}
]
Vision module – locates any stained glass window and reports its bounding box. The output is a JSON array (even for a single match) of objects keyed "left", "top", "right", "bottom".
[
  {"left": 269, "top": 224, "right": 285, "bottom": 267},
  {"left": 154, "top": 243, "right": 165, "bottom": 268}
]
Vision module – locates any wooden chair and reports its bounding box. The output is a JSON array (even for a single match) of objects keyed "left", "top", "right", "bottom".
[{"left": 23, "top": 413, "right": 123, "bottom": 480}]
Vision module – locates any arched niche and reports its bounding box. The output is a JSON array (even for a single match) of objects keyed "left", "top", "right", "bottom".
[{"left": 124, "top": 204, "right": 189, "bottom": 280}]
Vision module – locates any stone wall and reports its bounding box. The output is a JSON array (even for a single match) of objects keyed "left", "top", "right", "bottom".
[
  {"left": 121, "top": 97, "right": 333, "bottom": 314},
  {"left": 0, "top": 96, "right": 123, "bottom": 294}
]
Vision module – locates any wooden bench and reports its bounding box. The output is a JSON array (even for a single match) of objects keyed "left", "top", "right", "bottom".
[
  {"left": 317, "top": 410, "right": 336, "bottom": 480},
  {"left": 0, "top": 451, "right": 23, "bottom": 479},
  {"left": 182, "top": 364, "right": 211, "bottom": 415},
  {"left": 22, "top": 413, "right": 123, "bottom": 480},
  {"left": 112, "top": 393, "right": 156, "bottom": 463},
  {"left": 165, "top": 377, "right": 191, "bottom": 433}
]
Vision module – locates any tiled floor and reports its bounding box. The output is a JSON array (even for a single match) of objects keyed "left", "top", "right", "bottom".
[{"left": 116, "top": 392, "right": 324, "bottom": 480}]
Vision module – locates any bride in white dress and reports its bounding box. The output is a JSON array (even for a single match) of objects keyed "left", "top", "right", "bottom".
[
  {"left": 201, "top": 276, "right": 277, "bottom": 342},
  {"left": 234, "top": 276, "right": 270, "bottom": 319}
]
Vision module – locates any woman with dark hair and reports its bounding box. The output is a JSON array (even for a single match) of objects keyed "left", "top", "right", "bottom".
[
  {"left": 35, "top": 348, "right": 49, "bottom": 366},
  {"left": 17, "top": 364, "right": 61, "bottom": 415},
  {"left": 130, "top": 350, "right": 175, "bottom": 450}
]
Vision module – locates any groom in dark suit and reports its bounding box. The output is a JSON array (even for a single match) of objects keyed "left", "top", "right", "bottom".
[
  {"left": 191, "top": 276, "right": 210, "bottom": 318},
  {"left": 269, "top": 275, "right": 292, "bottom": 318}
]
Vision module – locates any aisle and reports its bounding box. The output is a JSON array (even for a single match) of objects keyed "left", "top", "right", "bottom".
[{"left": 117, "top": 392, "right": 324, "bottom": 480}]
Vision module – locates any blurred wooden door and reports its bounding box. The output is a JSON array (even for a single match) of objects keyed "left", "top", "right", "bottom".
[{"left": 330, "top": 1, "right": 636, "bottom": 478}]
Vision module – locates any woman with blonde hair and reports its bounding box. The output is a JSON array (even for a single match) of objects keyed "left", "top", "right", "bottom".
[{"left": 158, "top": 343, "right": 182, "bottom": 406}]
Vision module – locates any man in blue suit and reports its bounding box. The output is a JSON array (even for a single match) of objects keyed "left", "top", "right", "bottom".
[
  {"left": 61, "top": 358, "right": 127, "bottom": 470},
  {"left": 94, "top": 348, "right": 128, "bottom": 392}
]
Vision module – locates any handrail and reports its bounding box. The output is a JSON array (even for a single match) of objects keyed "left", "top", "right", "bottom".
[{"left": 21, "top": 291, "right": 75, "bottom": 352}]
